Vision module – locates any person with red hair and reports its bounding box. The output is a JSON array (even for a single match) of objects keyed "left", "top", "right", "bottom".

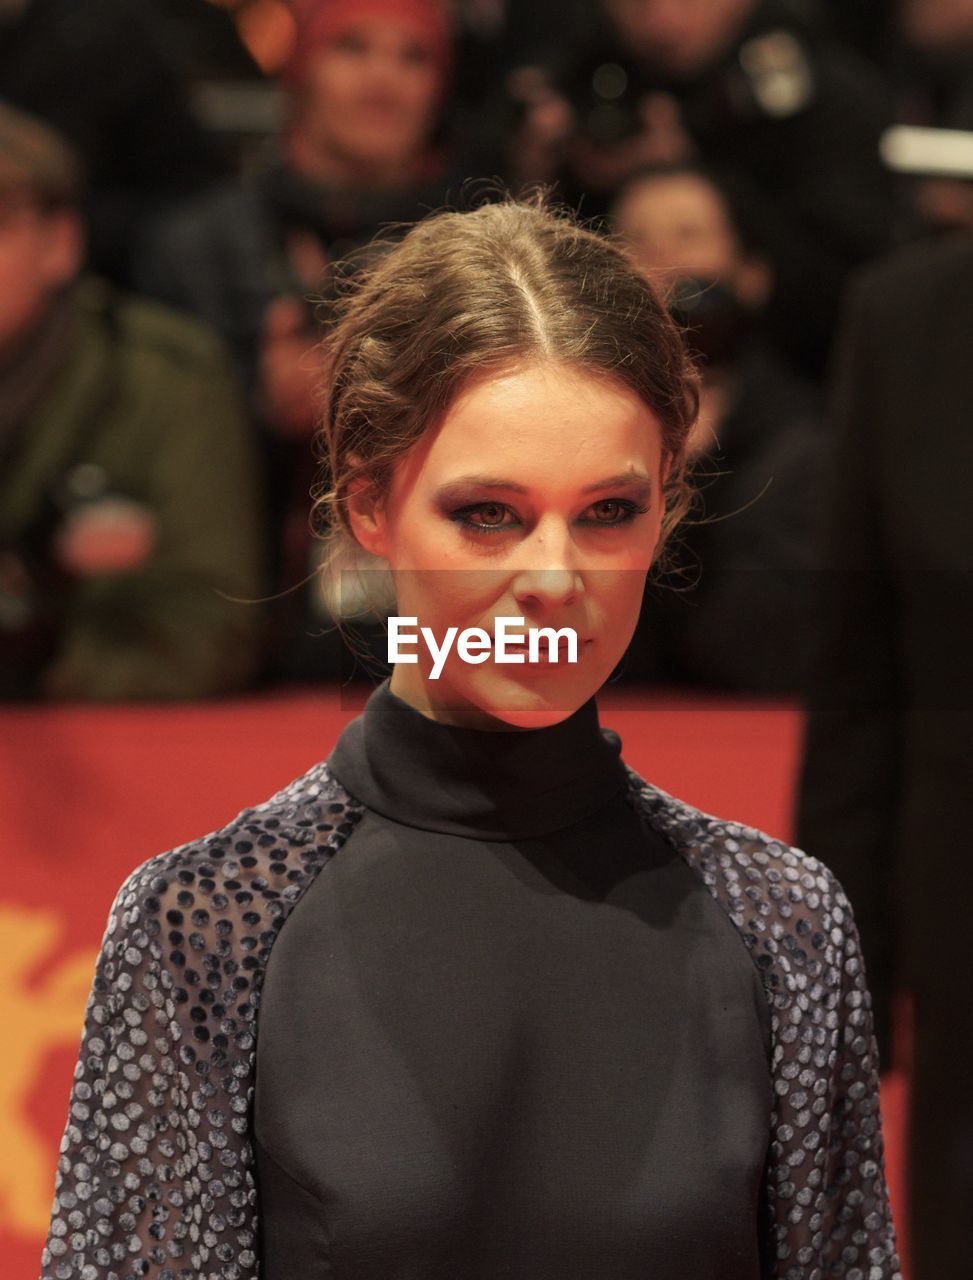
[
  {"left": 133, "top": 0, "right": 480, "bottom": 679},
  {"left": 138, "top": 0, "right": 459, "bottom": 421},
  {"left": 282, "top": 0, "right": 454, "bottom": 187}
]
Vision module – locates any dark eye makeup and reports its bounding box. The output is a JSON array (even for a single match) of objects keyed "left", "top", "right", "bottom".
[{"left": 449, "top": 499, "right": 649, "bottom": 535}]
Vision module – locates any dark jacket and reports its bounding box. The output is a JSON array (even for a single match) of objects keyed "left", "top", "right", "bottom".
[
  {"left": 133, "top": 155, "right": 477, "bottom": 395},
  {"left": 798, "top": 237, "right": 973, "bottom": 1032},
  {"left": 796, "top": 236, "right": 973, "bottom": 1277}
]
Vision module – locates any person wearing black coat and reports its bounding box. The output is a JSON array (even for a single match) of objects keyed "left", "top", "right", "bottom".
[{"left": 797, "top": 235, "right": 973, "bottom": 1280}]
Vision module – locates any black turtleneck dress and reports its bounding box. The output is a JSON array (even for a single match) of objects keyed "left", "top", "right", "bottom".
[{"left": 253, "top": 680, "right": 773, "bottom": 1279}]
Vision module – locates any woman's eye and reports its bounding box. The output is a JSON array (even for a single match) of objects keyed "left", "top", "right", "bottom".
[
  {"left": 583, "top": 499, "right": 646, "bottom": 526},
  {"left": 450, "top": 499, "right": 647, "bottom": 535},
  {"left": 452, "top": 503, "right": 518, "bottom": 533}
]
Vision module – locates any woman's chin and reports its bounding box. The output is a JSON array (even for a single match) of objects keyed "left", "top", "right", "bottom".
[{"left": 452, "top": 665, "right": 604, "bottom": 729}]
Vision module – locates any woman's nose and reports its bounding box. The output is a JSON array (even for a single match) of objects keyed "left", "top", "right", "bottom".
[
  {"left": 511, "top": 568, "right": 581, "bottom": 609},
  {"left": 509, "top": 522, "right": 582, "bottom": 608}
]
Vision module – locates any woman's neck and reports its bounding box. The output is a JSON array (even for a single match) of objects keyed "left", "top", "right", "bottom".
[{"left": 388, "top": 665, "right": 533, "bottom": 731}]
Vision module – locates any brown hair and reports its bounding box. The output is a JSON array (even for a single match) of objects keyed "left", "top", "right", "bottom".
[{"left": 312, "top": 192, "right": 699, "bottom": 604}]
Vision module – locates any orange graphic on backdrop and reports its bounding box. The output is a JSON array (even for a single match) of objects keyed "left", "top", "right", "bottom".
[{"left": 0, "top": 905, "right": 95, "bottom": 1236}]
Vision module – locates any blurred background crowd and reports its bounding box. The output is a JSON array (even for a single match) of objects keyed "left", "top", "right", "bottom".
[
  {"left": 2, "top": 0, "right": 972, "bottom": 703},
  {"left": 1, "top": 3, "right": 972, "bottom": 1275}
]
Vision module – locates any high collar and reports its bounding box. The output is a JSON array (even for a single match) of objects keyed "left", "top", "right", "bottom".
[{"left": 327, "top": 679, "right": 628, "bottom": 841}]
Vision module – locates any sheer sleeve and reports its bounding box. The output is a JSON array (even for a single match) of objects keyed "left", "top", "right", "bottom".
[
  {"left": 626, "top": 771, "right": 902, "bottom": 1279},
  {"left": 39, "top": 856, "right": 260, "bottom": 1279},
  {"left": 764, "top": 858, "right": 901, "bottom": 1278},
  {"left": 40, "top": 766, "right": 362, "bottom": 1279}
]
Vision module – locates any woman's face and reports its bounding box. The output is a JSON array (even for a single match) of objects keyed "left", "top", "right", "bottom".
[
  {"left": 349, "top": 361, "right": 669, "bottom": 728},
  {"left": 300, "top": 16, "right": 442, "bottom": 176}
]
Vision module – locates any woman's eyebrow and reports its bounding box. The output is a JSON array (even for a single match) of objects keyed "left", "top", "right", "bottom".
[
  {"left": 581, "top": 472, "right": 653, "bottom": 494},
  {"left": 435, "top": 472, "right": 653, "bottom": 500}
]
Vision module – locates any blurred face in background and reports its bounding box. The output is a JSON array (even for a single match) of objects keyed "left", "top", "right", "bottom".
[
  {"left": 604, "top": 0, "right": 756, "bottom": 78},
  {"left": 0, "top": 193, "right": 81, "bottom": 351},
  {"left": 612, "top": 171, "right": 769, "bottom": 308},
  {"left": 295, "top": 13, "right": 444, "bottom": 180}
]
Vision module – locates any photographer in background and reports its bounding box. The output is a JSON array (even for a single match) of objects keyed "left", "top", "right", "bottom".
[
  {"left": 0, "top": 104, "right": 264, "bottom": 701},
  {"left": 512, "top": 0, "right": 894, "bottom": 377},
  {"left": 797, "top": 233, "right": 973, "bottom": 1280}
]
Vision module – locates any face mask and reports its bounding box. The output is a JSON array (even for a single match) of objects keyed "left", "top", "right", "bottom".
[{"left": 666, "top": 275, "right": 757, "bottom": 368}]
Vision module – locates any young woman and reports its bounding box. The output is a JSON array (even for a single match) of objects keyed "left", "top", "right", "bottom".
[{"left": 40, "top": 198, "right": 901, "bottom": 1279}]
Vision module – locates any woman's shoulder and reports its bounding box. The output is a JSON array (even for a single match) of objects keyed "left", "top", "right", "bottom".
[
  {"left": 624, "top": 766, "right": 861, "bottom": 999},
  {"left": 108, "top": 762, "right": 364, "bottom": 931},
  {"left": 624, "top": 763, "right": 839, "bottom": 881}
]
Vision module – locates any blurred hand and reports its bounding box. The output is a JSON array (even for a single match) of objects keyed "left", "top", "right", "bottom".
[
  {"left": 570, "top": 92, "right": 696, "bottom": 192},
  {"left": 53, "top": 498, "right": 157, "bottom": 576},
  {"left": 506, "top": 65, "right": 576, "bottom": 185},
  {"left": 637, "top": 93, "right": 695, "bottom": 163},
  {"left": 257, "top": 294, "right": 323, "bottom": 439}
]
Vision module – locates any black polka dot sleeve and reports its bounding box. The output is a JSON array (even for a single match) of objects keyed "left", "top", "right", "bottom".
[{"left": 39, "top": 767, "right": 363, "bottom": 1280}]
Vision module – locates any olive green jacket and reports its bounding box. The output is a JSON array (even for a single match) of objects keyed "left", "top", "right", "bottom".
[{"left": 0, "top": 277, "right": 264, "bottom": 699}]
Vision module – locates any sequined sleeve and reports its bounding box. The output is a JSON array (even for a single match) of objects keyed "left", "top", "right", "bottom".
[
  {"left": 765, "top": 857, "right": 901, "bottom": 1279},
  {"left": 39, "top": 767, "right": 363, "bottom": 1280},
  {"left": 627, "top": 771, "right": 902, "bottom": 1279},
  {"left": 39, "top": 857, "right": 240, "bottom": 1280}
]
